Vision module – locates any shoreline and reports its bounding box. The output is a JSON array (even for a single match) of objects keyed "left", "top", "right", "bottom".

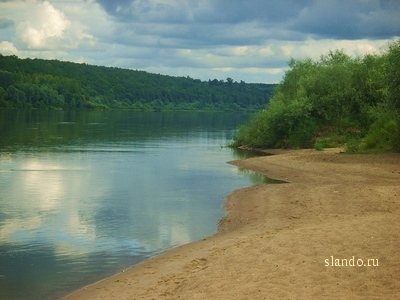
[{"left": 61, "top": 148, "right": 400, "bottom": 299}]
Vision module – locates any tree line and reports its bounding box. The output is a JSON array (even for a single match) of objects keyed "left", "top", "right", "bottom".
[
  {"left": 233, "top": 38, "right": 400, "bottom": 153},
  {"left": 0, "top": 55, "right": 275, "bottom": 111}
]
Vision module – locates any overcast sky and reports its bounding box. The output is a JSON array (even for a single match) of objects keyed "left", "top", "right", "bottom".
[{"left": 1, "top": 0, "right": 399, "bottom": 83}]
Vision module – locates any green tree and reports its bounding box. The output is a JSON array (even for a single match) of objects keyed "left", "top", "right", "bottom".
[
  {"left": 233, "top": 38, "right": 400, "bottom": 152},
  {"left": 386, "top": 39, "right": 400, "bottom": 111}
]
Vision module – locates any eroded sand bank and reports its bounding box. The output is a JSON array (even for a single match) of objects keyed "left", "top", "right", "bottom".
[{"left": 62, "top": 149, "right": 400, "bottom": 299}]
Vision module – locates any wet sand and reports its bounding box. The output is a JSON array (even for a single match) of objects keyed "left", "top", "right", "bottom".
[{"left": 61, "top": 148, "right": 400, "bottom": 299}]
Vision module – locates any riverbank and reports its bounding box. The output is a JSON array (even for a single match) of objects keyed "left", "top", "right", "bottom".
[{"left": 61, "top": 148, "right": 400, "bottom": 299}]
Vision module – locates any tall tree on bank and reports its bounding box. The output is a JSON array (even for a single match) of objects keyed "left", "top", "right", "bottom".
[{"left": 233, "top": 38, "right": 400, "bottom": 153}]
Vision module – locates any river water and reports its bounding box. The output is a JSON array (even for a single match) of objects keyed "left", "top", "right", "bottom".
[{"left": 0, "top": 110, "right": 267, "bottom": 299}]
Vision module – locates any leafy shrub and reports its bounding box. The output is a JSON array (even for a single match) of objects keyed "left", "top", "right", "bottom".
[
  {"left": 233, "top": 38, "right": 400, "bottom": 152},
  {"left": 364, "top": 118, "right": 399, "bottom": 151},
  {"left": 286, "top": 117, "right": 318, "bottom": 148},
  {"left": 314, "top": 139, "right": 335, "bottom": 151},
  {"left": 345, "top": 139, "right": 361, "bottom": 153}
]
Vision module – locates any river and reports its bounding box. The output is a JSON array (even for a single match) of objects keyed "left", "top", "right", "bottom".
[{"left": 0, "top": 110, "right": 267, "bottom": 299}]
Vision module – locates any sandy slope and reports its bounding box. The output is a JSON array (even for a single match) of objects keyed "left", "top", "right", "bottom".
[{"left": 62, "top": 149, "right": 400, "bottom": 300}]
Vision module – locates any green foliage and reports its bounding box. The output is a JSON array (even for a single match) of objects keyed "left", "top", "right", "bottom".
[
  {"left": 233, "top": 98, "right": 317, "bottom": 149},
  {"left": 345, "top": 138, "right": 362, "bottom": 154},
  {"left": 314, "top": 142, "right": 324, "bottom": 151},
  {"left": 314, "top": 139, "right": 335, "bottom": 151},
  {"left": 314, "top": 139, "right": 332, "bottom": 151},
  {"left": 386, "top": 39, "right": 400, "bottom": 111},
  {"left": 364, "top": 118, "right": 399, "bottom": 151},
  {"left": 0, "top": 54, "right": 275, "bottom": 111},
  {"left": 286, "top": 117, "right": 318, "bottom": 148},
  {"left": 233, "top": 38, "right": 400, "bottom": 153}
]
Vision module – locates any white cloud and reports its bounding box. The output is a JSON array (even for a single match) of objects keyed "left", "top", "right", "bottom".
[
  {"left": 17, "top": 1, "right": 71, "bottom": 49},
  {"left": 0, "top": 41, "right": 18, "bottom": 55},
  {"left": 279, "top": 39, "right": 390, "bottom": 61},
  {"left": 3, "top": 0, "right": 96, "bottom": 51}
]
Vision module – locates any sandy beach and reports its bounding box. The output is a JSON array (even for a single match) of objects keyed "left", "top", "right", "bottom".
[{"left": 62, "top": 148, "right": 400, "bottom": 299}]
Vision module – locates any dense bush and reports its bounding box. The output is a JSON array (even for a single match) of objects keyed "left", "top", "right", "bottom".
[{"left": 233, "top": 39, "right": 400, "bottom": 153}]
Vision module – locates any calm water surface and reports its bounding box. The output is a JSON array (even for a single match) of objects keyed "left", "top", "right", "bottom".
[{"left": 0, "top": 110, "right": 267, "bottom": 299}]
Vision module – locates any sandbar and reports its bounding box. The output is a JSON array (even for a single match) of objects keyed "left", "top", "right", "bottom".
[{"left": 61, "top": 148, "right": 400, "bottom": 299}]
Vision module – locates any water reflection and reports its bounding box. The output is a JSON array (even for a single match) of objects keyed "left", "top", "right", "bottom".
[
  {"left": 230, "top": 147, "right": 269, "bottom": 160},
  {"left": 0, "top": 110, "right": 274, "bottom": 300},
  {"left": 234, "top": 167, "right": 287, "bottom": 184}
]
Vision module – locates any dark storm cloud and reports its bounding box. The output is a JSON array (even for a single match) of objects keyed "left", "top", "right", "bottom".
[
  {"left": 94, "top": 0, "right": 310, "bottom": 49},
  {"left": 96, "top": 0, "right": 309, "bottom": 24},
  {"left": 95, "top": 0, "right": 400, "bottom": 43},
  {"left": 291, "top": 0, "right": 400, "bottom": 39}
]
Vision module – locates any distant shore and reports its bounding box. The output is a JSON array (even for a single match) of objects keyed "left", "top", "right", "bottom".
[{"left": 61, "top": 148, "right": 400, "bottom": 300}]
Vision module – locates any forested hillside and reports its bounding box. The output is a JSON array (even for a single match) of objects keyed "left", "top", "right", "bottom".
[
  {"left": 0, "top": 55, "right": 275, "bottom": 111},
  {"left": 233, "top": 39, "right": 400, "bottom": 153}
]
